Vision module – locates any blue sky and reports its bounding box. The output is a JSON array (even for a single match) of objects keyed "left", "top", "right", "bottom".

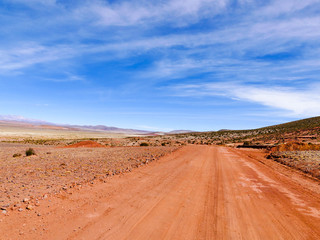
[{"left": 1, "top": 0, "right": 320, "bottom": 131}]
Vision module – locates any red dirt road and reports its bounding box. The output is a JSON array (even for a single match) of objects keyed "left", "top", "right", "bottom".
[{"left": 1, "top": 145, "right": 320, "bottom": 239}]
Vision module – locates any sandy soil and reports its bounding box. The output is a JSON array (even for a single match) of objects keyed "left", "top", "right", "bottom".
[
  {"left": 0, "top": 123, "right": 127, "bottom": 140},
  {"left": 1, "top": 145, "right": 320, "bottom": 239}
]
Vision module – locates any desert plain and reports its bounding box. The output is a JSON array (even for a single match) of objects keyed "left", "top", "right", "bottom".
[{"left": 0, "top": 118, "right": 320, "bottom": 239}]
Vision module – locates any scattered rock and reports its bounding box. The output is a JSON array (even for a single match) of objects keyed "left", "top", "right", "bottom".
[
  {"left": 18, "top": 208, "right": 23, "bottom": 212},
  {"left": 2, "top": 210, "right": 7, "bottom": 215},
  {"left": 26, "top": 205, "right": 33, "bottom": 210},
  {"left": 0, "top": 144, "right": 177, "bottom": 208}
]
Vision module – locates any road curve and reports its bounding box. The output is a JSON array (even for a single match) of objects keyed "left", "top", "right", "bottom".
[{"left": 1, "top": 145, "right": 320, "bottom": 239}]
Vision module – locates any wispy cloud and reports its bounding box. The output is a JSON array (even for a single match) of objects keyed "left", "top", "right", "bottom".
[
  {"left": 0, "top": 44, "right": 76, "bottom": 73},
  {"left": 1, "top": 0, "right": 320, "bottom": 73},
  {"left": 256, "top": 0, "right": 319, "bottom": 17},
  {"left": 89, "top": 0, "right": 228, "bottom": 26},
  {"left": 1, "top": 0, "right": 320, "bottom": 129},
  {"left": 171, "top": 82, "right": 320, "bottom": 117}
]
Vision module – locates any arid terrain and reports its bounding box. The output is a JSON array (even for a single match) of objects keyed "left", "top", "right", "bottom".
[
  {"left": 0, "top": 145, "right": 320, "bottom": 239},
  {"left": 1, "top": 117, "right": 320, "bottom": 239},
  {"left": 0, "top": 121, "right": 145, "bottom": 140},
  {"left": 0, "top": 141, "right": 177, "bottom": 207}
]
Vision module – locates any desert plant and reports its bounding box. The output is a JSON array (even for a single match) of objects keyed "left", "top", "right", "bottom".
[
  {"left": 13, "top": 153, "right": 22, "bottom": 158},
  {"left": 140, "top": 142, "right": 149, "bottom": 146},
  {"left": 25, "top": 148, "right": 36, "bottom": 156}
]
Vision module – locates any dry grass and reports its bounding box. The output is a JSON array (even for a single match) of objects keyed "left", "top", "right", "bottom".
[
  {"left": 268, "top": 150, "right": 320, "bottom": 179},
  {"left": 271, "top": 142, "right": 320, "bottom": 152}
]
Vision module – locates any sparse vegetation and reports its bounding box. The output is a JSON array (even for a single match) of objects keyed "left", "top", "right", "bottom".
[
  {"left": 12, "top": 153, "right": 21, "bottom": 157},
  {"left": 166, "top": 116, "right": 320, "bottom": 146},
  {"left": 0, "top": 144, "right": 177, "bottom": 206},
  {"left": 271, "top": 142, "right": 320, "bottom": 152},
  {"left": 25, "top": 148, "right": 36, "bottom": 156},
  {"left": 140, "top": 142, "right": 149, "bottom": 146},
  {"left": 268, "top": 151, "right": 320, "bottom": 179}
]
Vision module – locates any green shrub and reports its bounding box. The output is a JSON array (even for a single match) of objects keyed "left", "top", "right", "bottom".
[
  {"left": 140, "top": 142, "right": 149, "bottom": 146},
  {"left": 25, "top": 148, "right": 36, "bottom": 156},
  {"left": 13, "top": 153, "right": 22, "bottom": 158},
  {"left": 161, "top": 142, "right": 166, "bottom": 146}
]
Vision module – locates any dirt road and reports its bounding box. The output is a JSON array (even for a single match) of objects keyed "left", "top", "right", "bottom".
[{"left": 1, "top": 145, "right": 320, "bottom": 239}]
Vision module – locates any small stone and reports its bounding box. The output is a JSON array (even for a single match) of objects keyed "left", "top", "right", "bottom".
[
  {"left": 26, "top": 205, "right": 33, "bottom": 210},
  {"left": 18, "top": 208, "right": 23, "bottom": 212},
  {"left": 37, "top": 213, "right": 41, "bottom": 216},
  {"left": 62, "top": 187, "right": 68, "bottom": 191},
  {"left": 23, "top": 198, "right": 29, "bottom": 203},
  {"left": 2, "top": 210, "right": 7, "bottom": 214},
  {"left": 43, "top": 194, "right": 48, "bottom": 199}
]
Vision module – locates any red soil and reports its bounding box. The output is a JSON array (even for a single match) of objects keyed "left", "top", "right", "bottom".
[
  {"left": 271, "top": 141, "right": 320, "bottom": 152},
  {"left": 63, "top": 140, "right": 105, "bottom": 148},
  {"left": 1, "top": 146, "right": 320, "bottom": 239}
]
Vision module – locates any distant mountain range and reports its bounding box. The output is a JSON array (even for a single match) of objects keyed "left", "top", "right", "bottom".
[
  {"left": 168, "top": 130, "right": 194, "bottom": 134},
  {"left": 0, "top": 115, "right": 49, "bottom": 125},
  {"left": 0, "top": 115, "right": 192, "bottom": 135},
  {"left": 65, "top": 124, "right": 152, "bottom": 135}
]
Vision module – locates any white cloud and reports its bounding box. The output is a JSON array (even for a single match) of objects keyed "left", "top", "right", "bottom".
[
  {"left": 256, "top": 0, "right": 320, "bottom": 17},
  {"left": 0, "top": 44, "right": 75, "bottom": 72},
  {"left": 234, "top": 86, "right": 320, "bottom": 116},
  {"left": 1, "top": 0, "right": 320, "bottom": 75},
  {"left": 171, "top": 83, "right": 320, "bottom": 117},
  {"left": 1, "top": 0, "right": 58, "bottom": 11},
  {"left": 88, "top": 0, "right": 229, "bottom": 26}
]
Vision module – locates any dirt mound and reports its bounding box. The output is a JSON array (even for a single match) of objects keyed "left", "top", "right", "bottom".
[
  {"left": 271, "top": 141, "right": 320, "bottom": 152},
  {"left": 64, "top": 140, "right": 105, "bottom": 148}
]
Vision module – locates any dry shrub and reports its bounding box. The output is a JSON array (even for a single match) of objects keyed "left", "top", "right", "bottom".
[
  {"left": 26, "top": 148, "right": 36, "bottom": 156},
  {"left": 271, "top": 142, "right": 320, "bottom": 152}
]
